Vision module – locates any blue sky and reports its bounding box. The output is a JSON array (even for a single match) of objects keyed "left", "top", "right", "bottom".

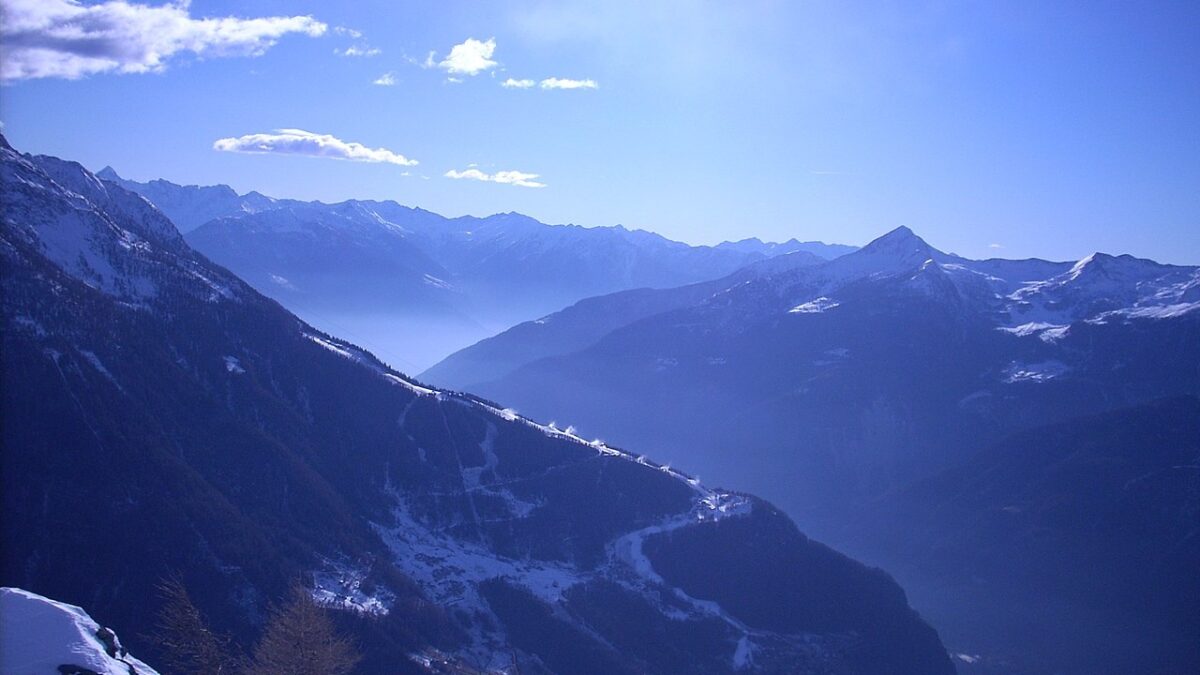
[{"left": 2, "top": 0, "right": 1198, "bottom": 263}]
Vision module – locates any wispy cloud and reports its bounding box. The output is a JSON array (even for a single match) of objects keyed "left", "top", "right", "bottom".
[
  {"left": 213, "top": 129, "right": 417, "bottom": 166},
  {"left": 0, "top": 0, "right": 326, "bottom": 82},
  {"left": 332, "top": 27, "right": 379, "bottom": 57},
  {"left": 539, "top": 77, "right": 598, "bottom": 90},
  {"left": 436, "top": 37, "right": 497, "bottom": 75},
  {"left": 373, "top": 72, "right": 397, "bottom": 86},
  {"left": 503, "top": 77, "right": 598, "bottom": 90},
  {"left": 335, "top": 45, "right": 381, "bottom": 57},
  {"left": 445, "top": 167, "right": 545, "bottom": 188},
  {"left": 989, "top": 243, "right": 1004, "bottom": 249}
]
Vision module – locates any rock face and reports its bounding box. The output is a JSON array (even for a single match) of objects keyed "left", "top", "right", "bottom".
[
  {"left": 0, "top": 136, "right": 953, "bottom": 673},
  {"left": 0, "top": 587, "right": 160, "bottom": 675}
]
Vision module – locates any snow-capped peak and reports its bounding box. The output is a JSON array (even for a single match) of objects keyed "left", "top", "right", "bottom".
[
  {"left": 858, "top": 226, "right": 943, "bottom": 260},
  {"left": 1001, "top": 250, "right": 1199, "bottom": 328},
  {"left": 810, "top": 226, "right": 954, "bottom": 286}
]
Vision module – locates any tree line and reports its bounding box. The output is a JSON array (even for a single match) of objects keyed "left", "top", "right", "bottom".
[{"left": 151, "top": 577, "right": 360, "bottom": 675}]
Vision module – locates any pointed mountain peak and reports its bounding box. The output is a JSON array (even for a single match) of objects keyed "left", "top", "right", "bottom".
[
  {"left": 865, "top": 225, "right": 925, "bottom": 247},
  {"left": 95, "top": 165, "right": 122, "bottom": 181},
  {"left": 815, "top": 226, "right": 950, "bottom": 283},
  {"left": 1069, "top": 251, "right": 1108, "bottom": 273},
  {"left": 858, "top": 226, "right": 945, "bottom": 261}
]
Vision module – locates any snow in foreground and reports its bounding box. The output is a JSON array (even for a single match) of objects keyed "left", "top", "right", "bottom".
[{"left": 0, "top": 587, "right": 160, "bottom": 675}]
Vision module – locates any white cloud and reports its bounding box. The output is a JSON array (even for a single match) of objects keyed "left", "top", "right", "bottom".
[
  {"left": 333, "top": 26, "right": 362, "bottom": 39},
  {"left": 445, "top": 167, "right": 546, "bottom": 188},
  {"left": 989, "top": 243, "right": 1004, "bottom": 249},
  {"left": 421, "top": 50, "right": 436, "bottom": 68},
  {"left": 213, "top": 129, "right": 417, "bottom": 166},
  {"left": 335, "top": 45, "right": 381, "bottom": 57},
  {"left": 502, "top": 78, "right": 535, "bottom": 89},
  {"left": 373, "top": 72, "right": 396, "bottom": 86},
  {"left": 0, "top": 0, "right": 327, "bottom": 82},
  {"left": 540, "top": 77, "right": 597, "bottom": 90},
  {"left": 437, "top": 37, "right": 497, "bottom": 75}
]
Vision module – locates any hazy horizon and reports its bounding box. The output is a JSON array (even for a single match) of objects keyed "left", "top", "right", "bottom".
[{"left": 2, "top": 0, "right": 1197, "bottom": 264}]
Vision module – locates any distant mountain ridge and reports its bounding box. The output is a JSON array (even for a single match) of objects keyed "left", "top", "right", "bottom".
[
  {"left": 424, "top": 224, "right": 1200, "bottom": 674},
  {"left": 430, "top": 224, "right": 1199, "bottom": 506},
  {"left": 96, "top": 166, "right": 279, "bottom": 232},
  {"left": 97, "top": 167, "right": 853, "bottom": 370}
]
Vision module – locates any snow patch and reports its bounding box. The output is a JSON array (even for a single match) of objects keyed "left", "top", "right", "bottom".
[
  {"left": 223, "top": 355, "right": 245, "bottom": 374},
  {"left": 461, "top": 423, "right": 500, "bottom": 491},
  {"left": 374, "top": 494, "right": 584, "bottom": 664},
  {"left": 311, "top": 562, "right": 392, "bottom": 616},
  {"left": 1091, "top": 301, "right": 1200, "bottom": 322},
  {"left": 383, "top": 373, "right": 438, "bottom": 397},
  {"left": 998, "top": 321, "right": 1065, "bottom": 337},
  {"left": 1003, "top": 360, "right": 1069, "bottom": 383},
  {"left": 733, "top": 634, "right": 758, "bottom": 670},
  {"left": 789, "top": 296, "right": 840, "bottom": 314},
  {"left": 306, "top": 333, "right": 356, "bottom": 359},
  {"left": 78, "top": 349, "right": 119, "bottom": 389}
]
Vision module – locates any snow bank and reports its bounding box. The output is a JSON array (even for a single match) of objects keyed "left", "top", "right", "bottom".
[{"left": 0, "top": 587, "right": 160, "bottom": 675}]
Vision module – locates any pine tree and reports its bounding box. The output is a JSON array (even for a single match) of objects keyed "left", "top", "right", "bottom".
[
  {"left": 150, "top": 577, "right": 237, "bottom": 675},
  {"left": 246, "top": 584, "right": 360, "bottom": 675}
]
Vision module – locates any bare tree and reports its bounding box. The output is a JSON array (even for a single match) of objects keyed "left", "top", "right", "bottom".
[
  {"left": 246, "top": 584, "right": 360, "bottom": 675},
  {"left": 150, "top": 576, "right": 237, "bottom": 675}
]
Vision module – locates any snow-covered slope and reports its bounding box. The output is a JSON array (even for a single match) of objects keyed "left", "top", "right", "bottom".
[{"left": 0, "top": 588, "right": 159, "bottom": 675}]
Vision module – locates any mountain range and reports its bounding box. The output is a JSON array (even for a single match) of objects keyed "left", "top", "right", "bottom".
[
  {"left": 423, "top": 225, "right": 1200, "bottom": 673},
  {"left": 97, "top": 167, "right": 850, "bottom": 371},
  {"left": 1, "top": 138, "right": 953, "bottom": 672}
]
